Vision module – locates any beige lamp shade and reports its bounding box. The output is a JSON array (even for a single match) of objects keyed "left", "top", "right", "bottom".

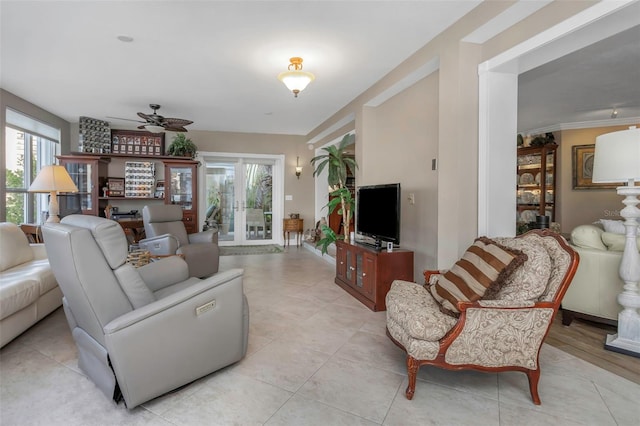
[
  {"left": 28, "top": 165, "right": 79, "bottom": 193},
  {"left": 28, "top": 165, "right": 78, "bottom": 223},
  {"left": 593, "top": 127, "right": 640, "bottom": 184}
]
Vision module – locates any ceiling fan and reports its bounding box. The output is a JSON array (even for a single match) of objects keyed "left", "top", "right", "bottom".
[{"left": 108, "top": 104, "right": 193, "bottom": 132}]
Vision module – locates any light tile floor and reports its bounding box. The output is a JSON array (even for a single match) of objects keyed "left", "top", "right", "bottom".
[{"left": 2, "top": 248, "right": 639, "bottom": 425}]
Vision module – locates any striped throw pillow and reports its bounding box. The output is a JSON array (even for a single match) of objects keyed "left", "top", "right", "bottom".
[{"left": 428, "top": 237, "right": 527, "bottom": 317}]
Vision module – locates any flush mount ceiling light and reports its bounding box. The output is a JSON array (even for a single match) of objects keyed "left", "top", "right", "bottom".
[{"left": 278, "top": 57, "right": 315, "bottom": 98}]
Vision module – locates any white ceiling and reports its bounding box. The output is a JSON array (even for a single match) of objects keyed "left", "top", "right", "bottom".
[
  {"left": 2, "top": 1, "right": 638, "bottom": 138},
  {"left": 518, "top": 24, "right": 640, "bottom": 134},
  {"left": 0, "top": 0, "right": 480, "bottom": 135}
]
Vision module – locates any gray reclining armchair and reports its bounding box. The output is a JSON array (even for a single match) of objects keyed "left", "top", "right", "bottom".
[
  {"left": 42, "top": 215, "right": 249, "bottom": 409},
  {"left": 139, "top": 204, "right": 220, "bottom": 278}
]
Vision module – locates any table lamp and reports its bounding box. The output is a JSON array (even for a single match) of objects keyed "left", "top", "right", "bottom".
[
  {"left": 592, "top": 126, "right": 640, "bottom": 357},
  {"left": 28, "top": 165, "right": 79, "bottom": 223}
]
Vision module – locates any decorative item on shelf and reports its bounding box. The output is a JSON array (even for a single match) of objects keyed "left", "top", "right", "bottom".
[
  {"left": 167, "top": 133, "right": 197, "bottom": 158},
  {"left": 79, "top": 116, "right": 111, "bottom": 154},
  {"left": 592, "top": 125, "right": 640, "bottom": 357},
  {"left": 154, "top": 180, "right": 165, "bottom": 199},
  {"left": 111, "top": 129, "right": 165, "bottom": 157},
  {"left": 278, "top": 57, "right": 315, "bottom": 98},
  {"left": 517, "top": 133, "right": 524, "bottom": 147},
  {"left": 295, "top": 156, "right": 303, "bottom": 179},
  {"left": 289, "top": 213, "right": 300, "bottom": 219},
  {"left": 107, "top": 177, "right": 125, "bottom": 197},
  {"left": 311, "top": 133, "right": 357, "bottom": 254},
  {"left": 28, "top": 165, "right": 79, "bottom": 223},
  {"left": 124, "top": 162, "right": 155, "bottom": 198},
  {"left": 529, "top": 132, "right": 557, "bottom": 147}
]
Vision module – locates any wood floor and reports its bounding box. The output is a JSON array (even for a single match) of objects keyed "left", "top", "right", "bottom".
[{"left": 547, "top": 310, "right": 640, "bottom": 385}]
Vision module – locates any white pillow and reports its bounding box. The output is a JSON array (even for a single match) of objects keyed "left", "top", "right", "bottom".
[{"left": 598, "top": 219, "right": 625, "bottom": 234}]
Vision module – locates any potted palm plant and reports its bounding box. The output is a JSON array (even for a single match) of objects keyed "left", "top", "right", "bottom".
[
  {"left": 311, "top": 133, "right": 358, "bottom": 254},
  {"left": 167, "top": 133, "right": 198, "bottom": 158}
]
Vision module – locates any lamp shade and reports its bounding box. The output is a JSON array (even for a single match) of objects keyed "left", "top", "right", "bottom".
[
  {"left": 278, "top": 71, "right": 315, "bottom": 93},
  {"left": 28, "top": 165, "right": 79, "bottom": 193},
  {"left": 593, "top": 127, "right": 640, "bottom": 184}
]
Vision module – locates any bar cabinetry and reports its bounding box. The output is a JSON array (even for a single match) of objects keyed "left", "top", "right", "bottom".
[{"left": 335, "top": 240, "right": 414, "bottom": 311}]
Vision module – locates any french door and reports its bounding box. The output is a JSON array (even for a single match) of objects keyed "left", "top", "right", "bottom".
[{"left": 199, "top": 153, "right": 283, "bottom": 246}]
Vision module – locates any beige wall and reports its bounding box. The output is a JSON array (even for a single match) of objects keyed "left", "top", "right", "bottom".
[
  {"left": 361, "top": 73, "right": 439, "bottom": 280},
  {"left": 557, "top": 124, "right": 639, "bottom": 233},
  {"left": 306, "top": 0, "right": 598, "bottom": 268}
]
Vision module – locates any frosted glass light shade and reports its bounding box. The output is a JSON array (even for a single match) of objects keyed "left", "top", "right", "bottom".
[
  {"left": 144, "top": 125, "right": 165, "bottom": 133},
  {"left": 28, "top": 165, "right": 78, "bottom": 193},
  {"left": 593, "top": 127, "right": 640, "bottom": 184},
  {"left": 278, "top": 71, "right": 315, "bottom": 95}
]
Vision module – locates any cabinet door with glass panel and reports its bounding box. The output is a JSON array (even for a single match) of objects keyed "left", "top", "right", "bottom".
[
  {"left": 516, "top": 144, "right": 557, "bottom": 227},
  {"left": 57, "top": 155, "right": 109, "bottom": 216},
  {"left": 163, "top": 159, "right": 199, "bottom": 234}
]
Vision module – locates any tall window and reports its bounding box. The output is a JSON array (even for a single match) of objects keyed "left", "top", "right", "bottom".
[{"left": 4, "top": 109, "right": 60, "bottom": 224}]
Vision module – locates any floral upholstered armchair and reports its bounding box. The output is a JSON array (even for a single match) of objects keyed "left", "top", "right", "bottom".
[{"left": 386, "top": 230, "right": 579, "bottom": 405}]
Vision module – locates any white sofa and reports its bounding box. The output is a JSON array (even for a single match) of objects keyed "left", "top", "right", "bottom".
[
  {"left": 562, "top": 223, "right": 640, "bottom": 326},
  {"left": 0, "top": 222, "right": 62, "bottom": 347}
]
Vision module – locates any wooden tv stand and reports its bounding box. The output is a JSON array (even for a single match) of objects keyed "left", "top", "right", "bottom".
[{"left": 335, "top": 240, "right": 414, "bottom": 311}]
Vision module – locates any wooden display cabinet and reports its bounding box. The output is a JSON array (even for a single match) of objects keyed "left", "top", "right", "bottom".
[
  {"left": 335, "top": 240, "right": 414, "bottom": 311},
  {"left": 57, "top": 155, "right": 109, "bottom": 216},
  {"left": 164, "top": 159, "right": 199, "bottom": 234},
  {"left": 58, "top": 153, "right": 200, "bottom": 234},
  {"left": 516, "top": 144, "right": 557, "bottom": 226}
]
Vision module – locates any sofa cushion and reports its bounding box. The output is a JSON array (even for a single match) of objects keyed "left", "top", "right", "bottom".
[
  {"left": 0, "top": 223, "right": 34, "bottom": 272},
  {"left": 492, "top": 237, "right": 552, "bottom": 302},
  {"left": 601, "top": 231, "right": 640, "bottom": 252},
  {"left": 386, "top": 280, "right": 457, "bottom": 342},
  {"left": 428, "top": 237, "right": 527, "bottom": 316},
  {"left": 571, "top": 224, "right": 607, "bottom": 250},
  {"left": 0, "top": 278, "right": 40, "bottom": 320}
]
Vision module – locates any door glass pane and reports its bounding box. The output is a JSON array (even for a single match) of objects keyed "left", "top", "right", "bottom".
[
  {"left": 244, "top": 163, "right": 272, "bottom": 240},
  {"left": 64, "top": 162, "right": 93, "bottom": 210},
  {"left": 169, "top": 167, "right": 193, "bottom": 210},
  {"left": 205, "top": 163, "right": 235, "bottom": 242}
]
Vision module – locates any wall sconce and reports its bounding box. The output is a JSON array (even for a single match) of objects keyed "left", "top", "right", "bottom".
[{"left": 295, "top": 156, "right": 303, "bottom": 179}]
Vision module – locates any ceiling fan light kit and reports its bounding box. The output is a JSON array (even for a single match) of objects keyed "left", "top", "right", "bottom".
[{"left": 278, "top": 57, "right": 315, "bottom": 98}]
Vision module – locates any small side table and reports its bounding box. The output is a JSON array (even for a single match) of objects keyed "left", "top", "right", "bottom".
[{"left": 283, "top": 218, "right": 304, "bottom": 246}]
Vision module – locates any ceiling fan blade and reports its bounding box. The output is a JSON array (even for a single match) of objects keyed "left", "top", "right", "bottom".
[
  {"left": 164, "top": 126, "right": 189, "bottom": 132},
  {"left": 163, "top": 118, "right": 194, "bottom": 127},
  {"left": 107, "top": 116, "right": 144, "bottom": 123}
]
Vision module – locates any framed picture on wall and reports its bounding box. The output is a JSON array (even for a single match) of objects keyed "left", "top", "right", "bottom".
[{"left": 572, "top": 144, "right": 623, "bottom": 189}]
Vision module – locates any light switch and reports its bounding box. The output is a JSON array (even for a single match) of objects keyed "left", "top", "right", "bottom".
[
  {"left": 408, "top": 193, "right": 415, "bottom": 205},
  {"left": 285, "top": 195, "right": 293, "bottom": 201}
]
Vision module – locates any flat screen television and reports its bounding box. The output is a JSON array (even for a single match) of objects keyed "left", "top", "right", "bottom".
[{"left": 356, "top": 183, "right": 401, "bottom": 247}]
